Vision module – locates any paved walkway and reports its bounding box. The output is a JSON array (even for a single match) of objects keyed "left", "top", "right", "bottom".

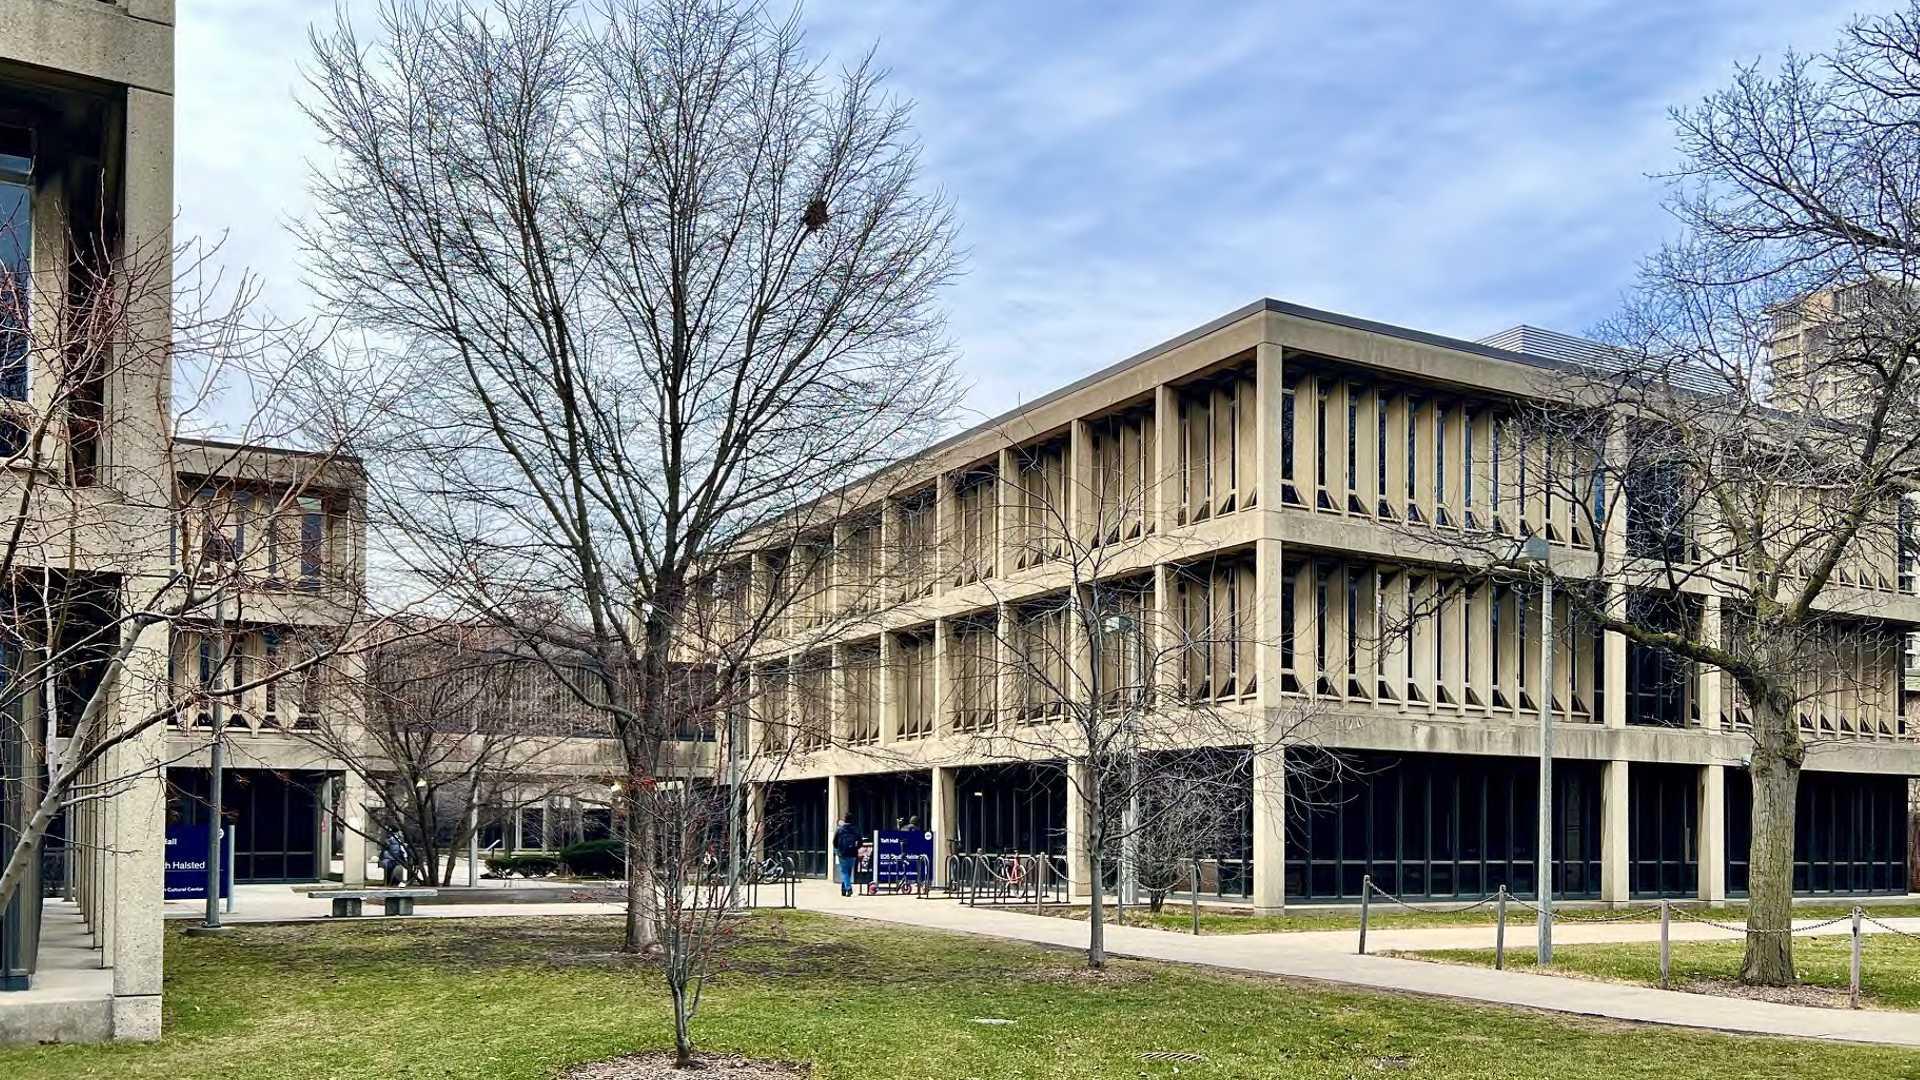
[{"left": 787, "top": 882, "right": 1920, "bottom": 1048}]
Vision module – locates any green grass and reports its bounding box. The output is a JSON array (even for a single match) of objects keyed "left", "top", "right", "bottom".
[
  {"left": 1410, "top": 931, "right": 1920, "bottom": 1013},
  {"left": 6, "top": 913, "right": 1920, "bottom": 1079},
  {"left": 1048, "top": 900, "right": 1920, "bottom": 935}
]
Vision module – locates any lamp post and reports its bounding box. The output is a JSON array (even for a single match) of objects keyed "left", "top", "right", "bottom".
[
  {"left": 190, "top": 583, "right": 232, "bottom": 935},
  {"left": 1101, "top": 612, "right": 1141, "bottom": 909},
  {"left": 1518, "top": 536, "right": 1554, "bottom": 965}
]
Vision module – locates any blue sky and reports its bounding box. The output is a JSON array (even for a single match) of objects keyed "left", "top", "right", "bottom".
[{"left": 177, "top": 0, "right": 1886, "bottom": 426}]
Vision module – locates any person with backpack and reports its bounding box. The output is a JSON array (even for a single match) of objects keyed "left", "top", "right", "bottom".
[{"left": 831, "top": 815, "right": 862, "bottom": 897}]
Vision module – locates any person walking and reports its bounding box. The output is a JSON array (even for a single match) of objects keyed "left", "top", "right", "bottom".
[
  {"left": 379, "top": 831, "right": 411, "bottom": 887},
  {"left": 832, "top": 815, "right": 862, "bottom": 897}
]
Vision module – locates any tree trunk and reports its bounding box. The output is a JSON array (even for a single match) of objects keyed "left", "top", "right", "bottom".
[
  {"left": 625, "top": 800, "right": 658, "bottom": 952},
  {"left": 1742, "top": 691, "right": 1802, "bottom": 986},
  {"left": 1084, "top": 799, "right": 1106, "bottom": 970},
  {"left": 670, "top": 977, "right": 694, "bottom": 1067}
]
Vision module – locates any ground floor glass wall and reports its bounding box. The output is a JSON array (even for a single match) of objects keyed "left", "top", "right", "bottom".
[
  {"left": 167, "top": 768, "right": 326, "bottom": 883},
  {"left": 845, "top": 771, "right": 931, "bottom": 837},
  {"left": 764, "top": 778, "right": 827, "bottom": 877},
  {"left": 1628, "top": 763, "right": 1699, "bottom": 898},
  {"left": 952, "top": 763, "right": 1067, "bottom": 857},
  {"left": 1284, "top": 751, "right": 1602, "bottom": 902},
  {"left": 1726, "top": 770, "right": 1908, "bottom": 896}
]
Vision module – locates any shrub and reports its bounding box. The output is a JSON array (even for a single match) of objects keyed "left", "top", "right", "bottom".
[
  {"left": 560, "top": 839, "right": 625, "bottom": 878},
  {"left": 485, "top": 854, "right": 562, "bottom": 878}
]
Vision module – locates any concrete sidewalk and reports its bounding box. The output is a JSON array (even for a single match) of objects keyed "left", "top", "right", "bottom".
[{"left": 789, "top": 882, "right": 1920, "bottom": 1048}]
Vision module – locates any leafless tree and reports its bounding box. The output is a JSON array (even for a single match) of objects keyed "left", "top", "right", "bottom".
[
  {"left": 939, "top": 427, "right": 1326, "bottom": 969},
  {"left": 0, "top": 217, "right": 379, "bottom": 918},
  {"left": 295, "top": 620, "right": 590, "bottom": 886},
  {"left": 1122, "top": 762, "right": 1246, "bottom": 916},
  {"left": 295, "top": 0, "right": 960, "bottom": 963},
  {"left": 1377, "top": 4, "right": 1920, "bottom": 986}
]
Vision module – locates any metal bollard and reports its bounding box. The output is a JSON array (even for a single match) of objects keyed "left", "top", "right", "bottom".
[
  {"left": 1190, "top": 861, "right": 1201, "bottom": 936},
  {"left": 1658, "top": 899, "right": 1670, "bottom": 989},
  {"left": 1495, "top": 885, "right": 1507, "bottom": 970},
  {"left": 1358, "top": 874, "right": 1372, "bottom": 956},
  {"left": 1850, "top": 907, "right": 1864, "bottom": 1010}
]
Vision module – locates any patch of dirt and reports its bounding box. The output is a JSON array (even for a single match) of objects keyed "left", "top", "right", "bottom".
[
  {"left": 1675, "top": 977, "right": 1855, "bottom": 1009},
  {"left": 561, "top": 1053, "right": 810, "bottom": 1079}
]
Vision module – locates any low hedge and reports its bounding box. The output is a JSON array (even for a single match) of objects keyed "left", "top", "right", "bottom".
[
  {"left": 484, "top": 854, "right": 562, "bottom": 878},
  {"left": 559, "top": 839, "right": 625, "bottom": 878}
]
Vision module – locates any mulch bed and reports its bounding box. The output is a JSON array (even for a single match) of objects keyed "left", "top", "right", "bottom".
[{"left": 561, "top": 1053, "right": 810, "bottom": 1079}]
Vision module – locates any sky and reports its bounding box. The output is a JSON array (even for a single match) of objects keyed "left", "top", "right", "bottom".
[{"left": 175, "top": 0, "right": 1893, "bottom": 428}]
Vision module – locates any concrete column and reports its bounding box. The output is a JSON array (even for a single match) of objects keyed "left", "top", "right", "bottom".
[
  {"left": 1152, "top": 385, "right": 1178, "bottom": 533},
  {"left": 745, "top": 783, "right": 767, "bottom": 859},
  {"left": 108, "top": 639, "right": 168, "bottom": 1039},
  {"left": 931, "top": 618, "right": 951, "bottom": 737},
  {"left": 1603, "top": 586, "right": 1628, "bottom": 729},
  {"left": 931, "top": 765, "right": 957, "bottom": 885},
  {"left": 1068, "top": 418, "right": 1093, "bottom": 543},
  {"left": 1698, "top": 596, "right": 1723, "bottom": 730},
  {"left": 1252, "top": 744, "right": 1287, "bottom": 914},
  {"left": 1600, "top": 759, "right": 1631, "bottom": 904},
  {"left": 316, "top": 775, "right": 337, "bottom": 874},
  {"left": 1253, "top": 342, "right": 1286, "bottom": 515},
  {"left": 1699, "top": 764, "right": 1728, "bottom": 904},
  {"left": 1066, "top": 761, "right": 1093, "bottom": 898},
  {"left": 826, "top": 774, "right": 849, "bottom": 835},
  {"left": 340, "top": 770, "right": 370, "bottom": 886},
  {"left": 878, "top": 631, "right": 899, "bottom": 744}
]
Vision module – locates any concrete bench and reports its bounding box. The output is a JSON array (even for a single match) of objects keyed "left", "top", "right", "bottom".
[{"left": 311, "top": 889, "right": 439, "bottom": 917}]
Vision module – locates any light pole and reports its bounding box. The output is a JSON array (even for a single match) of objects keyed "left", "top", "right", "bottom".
[
  {"left": 1519, "top": 536, "right": 1554, "bottom": 965},
  {"left": 1101, "top": 612, "right": 1141, "bottom": 909},
  {"left": 190, "top": 584, "right": 231, "bottom": 935}
]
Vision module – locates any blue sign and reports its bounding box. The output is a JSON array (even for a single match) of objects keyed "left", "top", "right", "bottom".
[
  {"left": 871, "top": 829, "right": 933, "bottom": 885},
  {"left": 164, "top": 824, "right": 232, "bottom": 900}
]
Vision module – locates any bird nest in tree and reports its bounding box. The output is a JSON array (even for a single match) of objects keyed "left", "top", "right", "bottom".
[{"left": 562, "top": 1053, "right": 811, "bottom": 1079}]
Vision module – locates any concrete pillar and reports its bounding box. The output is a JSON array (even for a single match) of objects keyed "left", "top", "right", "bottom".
[
  {"left": 1066, "top": 761, "right": 1093, "bottom": 898},
  {"left": 108, "top": 644, "right": 168, "bottom": 1039},
  {"left": 826, "top": 773, "right": 849, "bottom": 835},
  {"left": 1153, "top": 384, "right": 1179, "bottom": 532},
  {"left": 931, "top": 765, "right": 957, "bottom": 885},
  {"left": 1600, "top": 759, "right": 1631, "bottom": 904},
  {"left": 316, "top": 775, "right": 337, "bottom": 874},
  {"left": 745, "top": 783, "right": 767, "bottom": 860},
  {"left": 1698, "top": 596, "right": 1722, "bottom": 730},
  {"left": 1252, "top": 745, "right": 1287, "bottom": 914},
  {"left": 339, "top": 771, "right": 370, "bottom": 886},
  {"left": 1699, "top": 764, "right": 1728, "bottom": 904}
]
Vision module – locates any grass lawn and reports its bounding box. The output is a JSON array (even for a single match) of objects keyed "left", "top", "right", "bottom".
[
  {"left": 6, "top": 914, "right": 1920, "bottom": 1080},
  {"left": 1409, "top": 931, "right": 1920, "bottom": 1013},
  {"left": 1048, "top": 900, "right": 1920, "bottom": 935}
]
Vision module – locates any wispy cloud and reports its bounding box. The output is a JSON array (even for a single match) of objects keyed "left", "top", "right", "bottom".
[{"left": 175, "top": 0, "right": 1890, "bottom": 424}]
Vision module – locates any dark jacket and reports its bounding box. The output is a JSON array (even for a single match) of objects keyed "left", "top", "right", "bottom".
[{"left": 832, "top": 822, "right": 861, "bottom": 858}]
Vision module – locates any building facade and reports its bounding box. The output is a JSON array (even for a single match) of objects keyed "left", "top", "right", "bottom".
[
  {"left": 0, "top": 0, "right": 177, "bottom": 1042},
  {"left": 740, "top": 300, "right": 1920, "bottom": 911}
]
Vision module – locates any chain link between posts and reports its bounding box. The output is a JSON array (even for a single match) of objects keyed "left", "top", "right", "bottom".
[{"left": 1356, "top": 880, "right": 1920, "bottom": 1011}]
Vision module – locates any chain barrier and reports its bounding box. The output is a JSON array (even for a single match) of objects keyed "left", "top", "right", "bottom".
[
  {"left": 1354, "top": 881, "right": 1904, "bottom": 1011},
  {"left": 1362, "top": 880, "right": 1502, "bottom": 916},
  {"left": 1859, "top": 914, "right": 1920, "bottom": 944}
]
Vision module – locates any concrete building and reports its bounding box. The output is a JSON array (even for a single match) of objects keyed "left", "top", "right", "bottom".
[
  {"left": 0, "top": 0, "right": 178, "bottom": 1042},
  {"left": 740, "top": 300, "right": 1920, "bottom": 912}
]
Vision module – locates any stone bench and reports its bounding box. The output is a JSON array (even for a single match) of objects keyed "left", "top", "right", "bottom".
[{"left": 310, "top": 889, "right": 439, "bottom": 917}]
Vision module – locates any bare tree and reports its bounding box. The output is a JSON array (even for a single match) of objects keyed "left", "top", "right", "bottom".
[
  {"left": 0, "top": 218, "right": 379, "bottom": 920},
  {"left": 295, "top": 620, "right": 590, "bottom": 886},
  {"left": 1123, "top": 761, "right": 1246, "bottom": 917},
  {"left": 1373, "top": 5, "right": 1920, "bottom": 985},
  {"left": 295, "top": 0, "right": 960, "bottom": 957},
  {"left": 939, "top": 426, "right": 1324, "bottom": 969}
]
